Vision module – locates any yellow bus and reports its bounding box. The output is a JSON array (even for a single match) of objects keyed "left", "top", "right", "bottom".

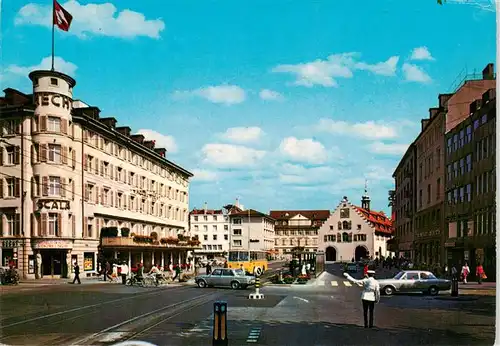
[{"left": 227, "top": 250, "right": 268, "bottom": 276}]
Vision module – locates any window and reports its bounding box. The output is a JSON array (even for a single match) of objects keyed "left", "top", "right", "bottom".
[
  {"left": 466, "top": 184, "right": 472, "bottom": 202},
  {"left": 233, "top": 218, "right": 242, "bottom": 225},
  {"left": 233, "top": 229, "right": 242, "bottom": 235},
  {"left": 6, "top": 146, "right": 15, "bottom": 165},
  {"left": 481, "top": 114, "right": 487, "bottom": 124},
  {"left": 48, "top": 213, "right": 59, "bottom": 236},
  {"left": 203, "top": 235, "right": 208, "bottom": 241},
  {"left": 233, "top": 240, "right": 242, "bottom": 247},
  {"left": 459, "top": 158, "right": 465, "bottom": 175},
  {"left": 473, "top": 119, "right": 480, "bottom": 130},
  {"left": 447, "top": 138, "right": 453, "bottom": 153},
  {"left": 203, "top": 225, "right": 208, "bottom": 232},
  {"left": 5, "top": 214, "right": 17, "bottom": 236},
  {"left": 224, "top": 234, "right": 228, "bottom": 240},
  {"left": 459, "top": 187, "right": 464, "bottom": 202},
  {"left": 447, "top": 165, "right": 452, "bottom": 182},
  {"left": 453, "top": 134, "right": 458, "bottom": 151},
  {"left": 3, "top": 120, "right": 18, "bottom": 135},
  {"left": 213, "top": 235, "right": 217, "bottom": 240},
  {"left": 447, "top": 191, "right": 452, "bottom": 204},
  {"left": 47, "top": 116, "right": 61, "bottom": 132},
  {"left": 6, "top": 178, "right": 15, "bottom": 197},
  {"left": 50, "top": 78, "right": 58, "bottom": 85},
  {"left": 453, "top": 189, "right": 458, "bottom": 203},
  {"left": 49, "top": 176, "right": 61, "bottom": 196},
  {"left": 194, "top": 216, "right": 198, "bottom": 221},
  {"left": 466, "top": 125, "right": 472, "bottom": 142},
  {"left": 436, "top": 148, "right": 440, "bottom": 168},
  {"left": 87, "top": 218, "right": 94, "bottom": 238},
  {"left": 466, "top": 154, "right": 472, "bottom": 172},
  {"left": 340, "top": 208, "right": 350, "bottom": 218},
  {"left": 453, "top": 161, "right": 458, "bottom": 177},
  {"left": 48, "top": 144, "right": 61, "bottom": 163},
  {"left": 213, "top": 215, "right": 217, "bottom": 221},
  {"left": 459, "top": 130, "right": 465, "bottom": 147},
  {"left": 407, "top": 273, "right": 419, "bottom": 280},
  {"left": 213, "top": 225, "right": 217, "bottom": 231},
  {"left": 436, "top": 178, "right": 441, "bottom": 200},
  {"left": 224, "top": 225, "right": 228, "bottom": 230},
  {"left": 419, "top": 189, "right": 422, "bottom": 208},
  {"left": 427, "top": 184, "right": 431, "bottom": 204}
]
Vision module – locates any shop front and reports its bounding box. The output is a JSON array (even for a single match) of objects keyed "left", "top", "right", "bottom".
[{"left": 32, "top": 239, "right": 73, "bottom": 279}]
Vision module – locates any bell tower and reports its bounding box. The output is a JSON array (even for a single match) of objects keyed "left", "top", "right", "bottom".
[{"left": 361, "top": 179, "right": 371, "bottom": 211}]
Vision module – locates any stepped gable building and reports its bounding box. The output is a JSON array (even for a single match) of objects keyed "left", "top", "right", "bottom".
[
  {"left": 318, "top": 193, "right": 394, "bottom": 262},
  {"left": 269, "top": 210, "right": 330, "bottom": 256},
  {"left": 444, "top": 87, "right": 496, "bottom": 280},
  {"left": 189, "top": 200, "right": 244, "bottom": 258},
  {"left": 0, "top": 70, "right": 195, "bottom": 279}
]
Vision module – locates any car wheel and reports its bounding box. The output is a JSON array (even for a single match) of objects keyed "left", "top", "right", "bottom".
[
  {"left": 231, "top": 281, "right": 240, "bottom": 289},
  {"left": 197, "top": 280, "right": 207, "bottom": 288},
  {"left": 383, "top": 286, "right": 394, "bottom": 296},
  {"left": 428, "top": 286, "right": 439, "bottom": 296}
]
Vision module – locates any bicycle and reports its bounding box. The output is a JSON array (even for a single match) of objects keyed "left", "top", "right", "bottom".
[{"left": 125, "top": 274, "right": 144, "bottom": 287}]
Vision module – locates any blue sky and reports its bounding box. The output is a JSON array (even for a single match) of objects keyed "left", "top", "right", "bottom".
[{"left": 2, "top": 0, "right": 496, "bottom": 215}]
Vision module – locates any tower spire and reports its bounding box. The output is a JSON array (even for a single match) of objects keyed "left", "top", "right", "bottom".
[{"left": 361, "top": 179, "right": 371, "bottom": 211}]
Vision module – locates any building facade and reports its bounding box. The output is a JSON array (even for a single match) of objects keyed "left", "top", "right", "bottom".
[
  {"left": 444, "top": 88, "right": 496, "bottom": 280},
  {"left": 390, "top": 144, "right": 417, "bottom": 259},
  {"left": 0, "top": 70, "right": 195, "bottom": 279},
  {"left": 189, "top": 202, "right": 244, "bottom": 258},
  {"left": 269, "top": 210, "right": 330, "bottom": 256},
  {"left": 318, "top": 195, "right": 393, "bottom": 263},
  {"left": 228, "top": 209, "right": 275, "bottom": 252}
]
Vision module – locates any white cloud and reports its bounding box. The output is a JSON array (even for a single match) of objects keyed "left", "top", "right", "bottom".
[
  {"left": 174, "top": 85, "right": 246, "bottom": 105},
  {"left": 136, "top": 129, "right": 177, "bottom": 153},
  {"left": 191, "top": 169, "right": 218, "bottom": 182},
  {"left": 271, "top": 52, "right": 399, "bottom": 87},
  {"left": 410, "top": 47, "right": 434, "bottom": 61},
  {"left": 402, "top": 63, "right": 432, "bottom": 83},
  {"left": 221, "top": 127, "right": 263, "bottom": 143},
  {"left": 201, "top": 143, "right": 266, "bottom": 168},
  {"left": 315, "top": 119, "right": 398, "bottom": 139},
  {"left": 369, "top": 142, "right": 409, "bottom": 155},
  {"left": 15, "top": 1, "right": 165, "bottom": 39},
  {"left": 279, "top": 137, "right": 330, "bottom": 164},
  {"left": 279, "top": 163, "right": 337, "bottom": 185},
  {"left": 6, "top": 56, "right": 77, "bottom": 77},
  {"left": 259, "top": 89, "right": 284, "bottom": 101}
]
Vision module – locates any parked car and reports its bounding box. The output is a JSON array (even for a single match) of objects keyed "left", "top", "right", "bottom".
[
  {"left": 195, "top": 268, "right": 255, "bottom": 289},
  {"left": 378, "top": 270, "right": 451, "bottom": 296},
  {"left": 347, "top": 263, "right": 358, "bottom": 273}
]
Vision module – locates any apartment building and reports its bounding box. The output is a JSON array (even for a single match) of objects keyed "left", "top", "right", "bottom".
[
  {"left": 228, "top": 209, "right": 275, "bottom": 252},
  {"left": 444, "top": 88, "right": 496, "bottom": 280},
  {"left": 0, "top": 70, "right": 195, "bottom": 279},
  {"left": 269, "top": 210, "right": 330, "bottom": 255}
]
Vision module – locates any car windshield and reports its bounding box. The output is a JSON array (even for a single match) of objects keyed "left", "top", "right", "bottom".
[
  {"left": 421, "top": 272, "right": 437, "bottom": 280},
  {"left": 394, "top": 271, "right": 406, "bottom": 280},
  {"left": 234, "top": 269, "right": 245, "bottom": 276}
]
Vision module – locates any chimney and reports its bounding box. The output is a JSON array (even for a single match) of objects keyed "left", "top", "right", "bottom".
[
  {"left": 154, "top": 148, "right": 167, "bottom": 157},
  {"left": 204, "top": 202, "right": 208, "bottom": 214},
  {"left": 143, "top": 140, "right": 155, "bottom": 150},
  {"left": 438, "top": 94, "right": 453, "bottom": 110},
  {"left": 130, "top": 134, "right": 145, "bottom": 144},
  {"left": 116, "top": 126, "right": 131, "bottom": 137},
  {"left": 421, "top": 119, "right": 430, "bottom": 131},
  {"left": 99, "top": 117, "right": 117, "bottom": 129},
  {"left": 482, "top": 63, "right": 495, "bottom": 80},
  {"left": 429, "top": 107, "right": 439, "bottom": 119}
]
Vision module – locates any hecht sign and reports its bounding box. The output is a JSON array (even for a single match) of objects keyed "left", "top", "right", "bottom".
[{"left": 34, "top": 92, "right": 72, "bottom": 110}]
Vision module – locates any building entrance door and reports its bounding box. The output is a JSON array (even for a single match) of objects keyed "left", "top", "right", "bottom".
[{"left": 41, "top": 250, "right": 66, "bottom": 277}]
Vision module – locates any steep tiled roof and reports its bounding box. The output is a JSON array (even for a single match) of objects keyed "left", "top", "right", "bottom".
[
  {"left": 269, "top": 210, "right": 330, "bottom": 221},
  {"left": 354, "top": 206, "right": 393, "bottom": 235},
  {"left": 190, "top": 209, "right": 223, "bottom": 215}
]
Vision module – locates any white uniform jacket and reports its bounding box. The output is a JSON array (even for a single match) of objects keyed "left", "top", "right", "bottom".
[{"left": 344, "top": 273, "right": 380, "bottom": 302}]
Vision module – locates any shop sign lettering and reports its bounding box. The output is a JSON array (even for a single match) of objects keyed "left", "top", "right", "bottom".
[
  {"left": 34, "top": 92, "right": 72, "bottom": 110},
  {"left": 34, "top": 240, "right": 72, "bottom": 249},
  {"left": 1, "top": 240, "right": 21, "bottom": 248},
  {"left": 37, "top": 199, "right": 70, "bottom": 211}
]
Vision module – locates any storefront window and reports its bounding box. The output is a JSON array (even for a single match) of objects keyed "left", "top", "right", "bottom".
[{"left": 84, "top": 252, "right": 95, "bottom": 271}]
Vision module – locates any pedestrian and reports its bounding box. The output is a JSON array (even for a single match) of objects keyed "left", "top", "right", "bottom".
[
  {"left": 461, "top": 262, "right": 470, "bottom": 284},
  {"left": 121, "top": 262, "right": 129, "bottom": 285},
  {"left": 363, "top": 264, "right": 369, "bottom": 277},
  {"left": 105, "top": 261, "right": 113, "bottom": 281},
  {"left": 206, "top": 262, "right": 212, "bottom": 275},
  {"left": 72, "top": 261, "right": 81, "bottom": 284},
  {"left": 476, "top": 263, "right": 485, "bottom": 284},
  {"left": 344, "top": 269, "right": 380, "bottom": 328}
]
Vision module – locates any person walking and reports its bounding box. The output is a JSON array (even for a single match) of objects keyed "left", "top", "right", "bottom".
[
  {"left": 461, "top": 262, "right": 470, "bottom": 284},
  {"left": 476, "top": 263, "right": 485, "bottom": 284},
  {"left": 344, "top": 269, "right": 380, "bottom": 328},
  {"left": 72, "top": 262, "right": 81, "bottom": 284},
  {"left": 121, "top": 262, "right": 129, "bottom": 285}
]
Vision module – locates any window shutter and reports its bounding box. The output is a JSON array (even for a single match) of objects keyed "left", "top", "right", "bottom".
[
  {"left": 122, "top": 169, "right": 127, "bottom": 183},
  {"left": 61, "top": 119, "right": 68, "bottom": 135},
  {"left": 31, "top": 178, "right": 35, "bottom": 198},
  {"left": 83, "top": 155, "right": 88, "bottom": 171},
  {"left": 72, "top": 215, "right": 76, "bottom": 238},
  {"left": 100, "top": 161, "right": 104, "bottom": 176},
  {"left": 40, "top": 144, "right": 48, "bottom": 162},
  {"left": 115, "top": 193, "right": 119, "bottom": 208},
  {"left": 0, "top": 147, "right": 3, "bottom": 166},
  {"left": 0, "top": 215, "right": 3, "bottom": 237},
  {"left": 94, "top": 158, "right": 99, "bottom": 175},
  {"left": 57, "top": 214, "right": 62, "bottom": 237},
  {"left": 96, "top": 219, "right": 101, "bottom": 238},
  {"left": 14, "top": 178, "right": 20, "bottom": 197},
  {"left": 30, "top": 214, "right": 35, "bottom": 237},
  {"left": 62, "top": 146, "right": 68, "bottom": 164},
  {"left": 15, "top": 213, "right": 21, "bottom": 235},
  {"left": 0, "top": 178, "right": 3, "bottom": 199},
  {"left": 71, "top": 149, "right": 76, "bottom": 168},
  {"left": 123, "top": 195, "right": 127, "bottom": 210},
  {"left": 42, "top": 176, "right": 49, "bottom": 196},
  {"left": 40, "top": 116, "right": 47, "bottom": 132},
  {"left": 101, "top": 187, "right": 105, "bottom": 206},
  {"left": 60, "top": 177, "right": 66, "bottom": 197},
  {"left": 95, "top": 187, "right": 99, "bottom": 204},
  {"left": 41, "top": 213, "right": 48, "bottom": 236},
  {"left": 14, "top": 146, "right": 20, "bottom": 165},
  {"left": 31, "top": 145, "right": 35, "bottom": 164},
  {"left": 109, "top": 164, "right": 114, "bottom": 179},
  {"left": 83, "top": 217, "right": 88, "bottom": 237},
  {"left": 15, "top": 121, "right": 21, "bottom": 135},
  {"left": 110, "top": 191, "right": 114, "bottom": 207}
]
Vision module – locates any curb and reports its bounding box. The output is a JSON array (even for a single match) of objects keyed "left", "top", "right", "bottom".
[{"left": 433, "top": 296, "right": 479, "bottom": 301}]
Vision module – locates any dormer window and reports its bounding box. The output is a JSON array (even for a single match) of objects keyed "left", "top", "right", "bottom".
[{"left": 50, "top": 78, "right": 58, "bottom": 86}]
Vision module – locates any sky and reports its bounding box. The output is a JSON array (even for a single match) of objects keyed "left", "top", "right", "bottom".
[{"left": 1, "top": 0, "right": 496, "bottom": 215}]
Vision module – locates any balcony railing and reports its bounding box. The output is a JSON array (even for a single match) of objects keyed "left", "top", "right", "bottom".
[{"left": 100, "top": 236, "right": 201, "bottom": 249}]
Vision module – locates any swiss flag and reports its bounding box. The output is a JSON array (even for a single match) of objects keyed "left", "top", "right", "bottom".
[{"left": 53, "top": 0, "right": 73, "bottom": 32}]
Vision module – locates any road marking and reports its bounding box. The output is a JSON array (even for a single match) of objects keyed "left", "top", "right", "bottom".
[
  {"left": 317, "top": 281, "right": 325, "bottom": 286},
  {"left": 2, "top": 286, "right": 188, "bottom": 329},
  {"left": 293, "top": 296, "right": 309, "bottom": 303},
  {"left": 331, "top": 281, "right": 338, "bottom": 286},
  {"left": 344, "top": 281, "right": 352, "bottom": 287},
  {"left": 247, "top": 327, "right": 262, "bottom": 343}
]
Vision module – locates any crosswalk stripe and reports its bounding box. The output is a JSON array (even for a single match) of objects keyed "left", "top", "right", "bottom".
[
  {"left": 331, "top": 281, "right": 338, "bottom": 286},
  {"left": 344, "top": 281, "right": 352, "bottom": 287}
]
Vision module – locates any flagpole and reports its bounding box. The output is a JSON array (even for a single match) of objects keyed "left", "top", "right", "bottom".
[{"left": 51, "top": 0, "right": 55, "bottom": 71}]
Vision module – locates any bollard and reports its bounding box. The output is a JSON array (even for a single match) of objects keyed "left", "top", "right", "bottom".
[
  {"left": 213, "top": 301, "right": 228, "bottom": 346},
  {"left": 451, "top": 276, "right": 459, "bottom": 297},
  {"left": 248, "top": 276, "right": 265, "bottom": 299}
]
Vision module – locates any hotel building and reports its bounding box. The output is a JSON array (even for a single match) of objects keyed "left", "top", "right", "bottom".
[{"left": 0, "top": 70, "right": 196, "bottom": 279}]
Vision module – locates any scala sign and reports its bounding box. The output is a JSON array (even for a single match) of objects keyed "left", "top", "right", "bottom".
[
  {"left": 34, "top": 92, "right": 72, "bottom": 110},
  {"left": 37, "top": 199, "right": 71, "bottom": 211}
]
